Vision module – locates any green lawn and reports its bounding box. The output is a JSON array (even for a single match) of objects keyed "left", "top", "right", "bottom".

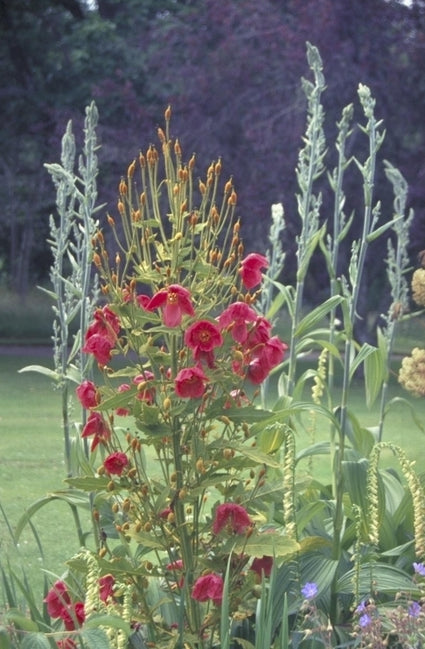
[{"left": 1, "top": 347, "right": 425, "bottom": 600}]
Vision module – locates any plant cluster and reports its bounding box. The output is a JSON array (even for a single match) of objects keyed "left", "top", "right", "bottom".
[{"left": 2, "top": 44, "right": 425, "bottom": 649}]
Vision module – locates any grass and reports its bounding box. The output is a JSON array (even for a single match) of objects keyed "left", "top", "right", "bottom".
[{"left": 1, "top": 341, "right": 425, "bottom": 601}]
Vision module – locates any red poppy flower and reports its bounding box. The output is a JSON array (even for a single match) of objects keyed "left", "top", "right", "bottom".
[
  {"left": 192, "top": 573, "right": 223, "bottom": 605},
  {"left": 99, "top": 574, "right": 115, "bottom": 602},
  {"left": 212, "top": 503, "right": 252, "bottom": 535},
  {"left": 184, "top": 320, "right": 223, "bottom": 366},
  {"left": 76, "top": 380, "right": 99, "bottom": 409},
  {"left": 60, "top": 601, "right": 85, "bottom": 631},
  {"left": 103, "top": 452, "right": 129, "bottom": 476},
  {"left": 239, "top": 252, "right": 269, "bottom": 289},
  {"left": 81, "top": 412, "right": 111, "bottom": 451},
  {"left": 174, "top": 366, "right": 208, "bottom": 399},
  {"left": 251, "top": 556, "right": 273, "bottom": 579},
  {"left": 44, "top": 581, "right": 71, "bottom": 618},
  {"left": 218, "top": 302, "right": 257, "bottom": 344},
  {"left": 148, "top": 284, "right": 195, "bottom": 327}
]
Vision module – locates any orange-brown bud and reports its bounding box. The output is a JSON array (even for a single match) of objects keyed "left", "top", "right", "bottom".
[
  {"left": 135, "top": 521, "right": 142, "bottom": 533},
  {"left": 107, "top": 481, "right": 115, "bottom": 491},
  {"left": 122, "top": 498, "right": 131, "bottom": 513},
  {"left": 165, "top": 105, "right": 172, "bottom": 121},
  {"left": 188, "top": 153, "right": 196, "bottom": 170},
  {"left": 119, "top": 179, "right": 127, "bottom": 195},
  {"left": 139, "top": 152, "right": 146, "bottom": 168},
  {"left": 190, "top": 212, "right": 199, "bottom": 227},
  {"left": 233, "top": 220, "right": 240, "bottom": 234},
  {"left": 118, "top": 200, "right": 125, "bottom": 215},
  {"left": 215, "top": 159, "right": 222, "bottom": 176},
  {"left": 127, "top": 159, "right": 136, "bottom": 178},
  {"left": 101, "top": 284, "right": 109, "bottom": 295},
  {"left": 99, "top": 547, "right": 107, "bottom": 558},
  {"left": 92, "top": 509, "right": 100, "bottom": 521},
  {"left": 93, "top": 253, "right": 102, "bottom": 268},
  {"left": 144, "top": 521, "right": 152, "bottom": 532},
  {"left": 167, "top": 512, "right": 176, "bottom": 524},
  {"left": 228, "top": 189, "right": 237, "bottom": 206},
  {"left": 199, "top": 179, "right": 206, "bottom": 195},
  {"left": 140, "top": 192, "right": 146, "bottom": 205},
  {"left": 196, "top": 458, "right": 205, "bottom": 473},
  {"left": 107, "top": 214, "right": 116, "bottom": 227},
  {"left": 115, "top": 252, "right": 121, "bottom": 266},
  {"left": 112, "top": 502, "right": 120, "bottom": 514},
  {"left": 174, "top": 138, "right": 182, "bottom": 157},
  {"left": 181, "top": 199, "right": 188, "bottom": 213},
  {"left": 157, "top": 127, "right": 166, "bottom": 144},
  {"left": 179, "top": 167, "right": 188, "bottom": 182},
  {"left": 132, "top": 209, "right": 141, "bottom": 222},
  {"left": 224, "top": 178, "right": 233, "bottom": 194}
]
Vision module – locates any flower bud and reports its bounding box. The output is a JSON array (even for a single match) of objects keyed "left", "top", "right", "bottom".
[
  {"left": 99, "top": 547, "right": 107, "bottom": 558},
  {"left": 127, "top": 159, "right": 136, "bottom": 178},
  {"left": 118, "top": 200, "right": 125, "bottom": 215},
  {"left": 107, "top": 215, "right": 116, "bottom": 227},
  {"left": 174, "top": 138, "right": 182, "bottom": 157},
  {"left": 139, "top": 152, "right": 146, "bottom": 167},
  {"left": 188, "top": 154, "right": 196, "bottom": 170},
  {"left": 119, "top": 179, "right": 127, "bottom": 195},
  {"left": 144, "top": 521, "right": 152, "bottom": 532},
  {"left": 165, "top": 105, "right": 172, "bottom": 121},
  {"left": 215, "top": 159, "right": 222, "bottom": 176},
  {"left": 157, "top": 128, "right": 166, "bottom": 144},
  {"left": 228, "top": 189, "right": 237, "bottom": 206},
  {"left": 199, "top": 179, "right": 206, "bottom": 195}
]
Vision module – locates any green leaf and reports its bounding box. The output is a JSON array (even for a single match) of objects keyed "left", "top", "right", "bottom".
[
  {"left": 80, "top": 628, "right": 112, "bottom": 649},
  {"left": 232, "top": 532, "right": 299, "bottom": 558},
  {"left": 5, "top": 611, "right": 38, "bottom": 633},
  {"left": 296, "top": 441, "right": 331, "bottom": 464},
  {"left": 257, "top": 423, "right": 286, "bottom": 454},
  {"left": 65, "top": 476, "right": 110, "bottom": 491},
  {"left": 364, "top": 345, "right": 386, "bottom": 408},
  {"left": 21, "top": 634, "right": 50, "bottom": 649},
  {"left": 366, "top": 215, "right": 403, "bottom": 242},
  {"left": 15, "top": 492, "right": 91, "bottom": 540},
  {"left": 232, "top": 444, "right": 281, "bottom": 468},
  {"left": 85, "top": 614, "right": 131, "bottom": 637},
  {"left": 0, "top": 628, "right": 12, "bottom": 649},
  {"left": 18, "top": 365, "right": 59, "bottom": 381},
  {"left": 294, "top": 295, "right": 343, "bottom": 338},
  {"left": 336, "top": 563, "right": 420, "bottom": 597}
]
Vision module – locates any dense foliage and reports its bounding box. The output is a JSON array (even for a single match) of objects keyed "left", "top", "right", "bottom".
[{"left": 1, "top": 0, "right": 424, "bottom": 329}]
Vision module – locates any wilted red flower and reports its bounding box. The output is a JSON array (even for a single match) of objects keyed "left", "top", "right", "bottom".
[
  {"left": 76, "top": 380, "right": 99, "bottom": 409},
  {"left": 57, "top": 639, "right": 77, "bottom": 649},
  {"left": 60, "top": 601, "right": 85, "bottom": 631},
  {"left": 82, "top": 333, "right": 114, "bottom": 366},
  {"left": 81, "top": 412, "right": 111, "bottom": 451},
  {"left": 148, "top": 284, "right": 195, "bottom": 327},
  {"left": 212, "top": 503, "right": 252, "bottom": 535},
  {"left": 116, "top": 383, "right": 131, "bottom": 416},
  {"left": 247, "top": 336, "right": 288, "bottom": 384},
  {"left": 44, "top": 580, "right": 71, "bottom": 618},
  {"left": 192, "top": 573, "right": 223, "bottom": 605},
  {"left": 184, "top": 320, "right": 223, "bottom": 366},
  {"left": 174, "top": 366, "right": 208, "bottom": 398},
  {"left": 218, "top": 302, "right": 257, "bottom": 344},
  {"left": 103, "top": 452, "right": 129, "bottom": 476},
  {"left": 99, "top": 574, "right": 115, "bottom": 602},
  {"left": 246, "top": 316, "right": 272, "bottom": 346},
  {"left": 239, "top": 253, "right": 269, "bottom": 289},
  {"left": 251, "top": 555, "right": 273, "bottom": 579},
  {"left": 133, "top": 371, "right": 156, "bottom": 404},
  {"left": 93, "top": 305, "right": 121, "bottom": 340}
]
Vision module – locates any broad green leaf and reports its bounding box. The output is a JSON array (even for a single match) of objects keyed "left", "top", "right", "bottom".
[
  {"left": 232, "top": 444, "right": 281, "bottom": 468},
  {"left": 85, "top": 614, "right": 131, "bottom": 637},
  {"left": 257, "top": 423, "right": 286, "bottom": 454},
  {"left": 21, "top": 633, "right": 50, "bottom": 649},
  {"left": 80, "top": 628, "right": 112, "bottom": 649},
  {"left": 364, "top": 345, "right": 386, "bottom": 408},
  {"left": 18, "top": 365, "right": 59, "bottom": 381},
  {"left": 5, "top": 610, "right": 38, "bottom": 633},
  {"left": 294, "top": 295, "right": 343, "bottom": 338},
  {"left": 296, "top": 441, "right": 331, "bottom": 464},
  {"left": 336, "top": 563, "right": 420, "bottom": 597},
  {"left": 348, "top": 343, "right": 376, "bottom": 382},
  {"left": 65, "top": 476, "right": 110, "bottom": 491},
  {"left": 232, "top": 532, "right": 299, "bottom": 558},
  {"left": 0, "top": 628, "right": 12, "bottom": 649}
]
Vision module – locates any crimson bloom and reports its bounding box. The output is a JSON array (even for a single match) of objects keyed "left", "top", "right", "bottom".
[
  {"left": 174, "top": 366, "right": 208, "bottom": 398},
  {"left": 251, "top": 556, "right": 273, "bottom": 579},
  {"left": 148, "top": 284, "right": 195, "bottom": 327},
  {"left": 81, "top": 412, "right": 111, "bottom": 451},
  {"left": 184, "top": 320, "right": 223, "bottom": 367},
  {"left": 82, "top": 333, "right": 114, "bottom": 365},
  {"left": 212, "top": 502, "right": 252, "bottom": 535},
  {"left": 247, "top": 336, "right": 288, "bottom": 384},
  {"left": 60, "top": 601, "right": 85, "bottom": 631},
  {"left": 218, "top": 302, "right": 257, "bottom": 344},
  {"left": 103, "top": 452, "right": 129, "bottom": 476},
  {"left": 192, "top": 573, "right": 223, "bottom": 605},
  {"left": 99, "top": 574, "right": 115, "bottom": 602},
  {"left": 239, "top": 252, "right": 269, "bottom": 289},
  {"left": 76, "top": 380, "right": 99, "bottom": 409},
  {"left": 44, "top": 581, "right": 71, "bottom": 618}
]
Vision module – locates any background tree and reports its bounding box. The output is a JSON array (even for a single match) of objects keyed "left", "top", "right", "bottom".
[{"left": 0, "top": 0, "right": 423, "bottom": 334}]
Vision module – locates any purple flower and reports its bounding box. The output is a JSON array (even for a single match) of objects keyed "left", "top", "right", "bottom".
[
  {"left": 359, "top": 613, "right": 372, "bottom": 628},
  {"left": 409, "top": 601, "right": 421, "bottom": 618},
  {"left": 413, "top": 562, "right": 425, "bottom": 576},
  {"left": 301, "top": 582, "right": 318, "bottom": 600},
  {"left": 355, "top": 601, "right": 367, "bottom": 615}
]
